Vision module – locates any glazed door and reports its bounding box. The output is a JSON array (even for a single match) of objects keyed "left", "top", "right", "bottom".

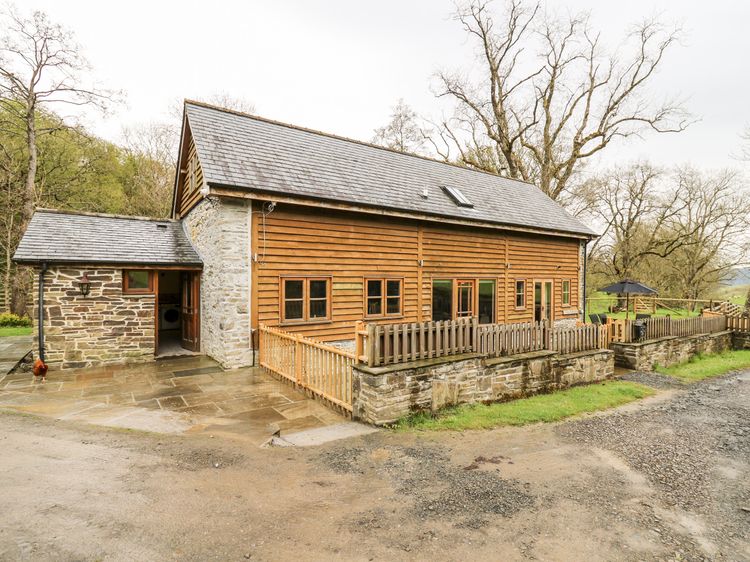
[
  {"left": 181, "top": 272, "right": 200, "bottom": 351},
  {"left": 534, "top": 281, "right": 553, "bottom": 324}
]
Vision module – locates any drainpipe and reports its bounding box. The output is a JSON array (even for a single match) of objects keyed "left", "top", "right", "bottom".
[
  {"left": 582, "top": 241, "right": 589, "bottom": 323},
  {"left": 38, "top": 262, "right": 48, "bottom": 362}
]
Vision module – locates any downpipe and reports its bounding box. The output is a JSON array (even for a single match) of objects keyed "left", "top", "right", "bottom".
[{"left": 33, "top": 262, "right": 49, "bottom": 379}]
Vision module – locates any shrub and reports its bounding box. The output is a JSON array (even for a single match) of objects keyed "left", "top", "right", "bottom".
[{"left": 0, "top": 313, "right": 32, "bottom": 327}]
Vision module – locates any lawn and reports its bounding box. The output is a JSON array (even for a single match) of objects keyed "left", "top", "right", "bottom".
[
  {"left": 394, "top": 381, "right": 654, "bottom": 431},
  {"left": 655, "top": 350, "right": 750, "bottom": 383},
  {"left": 586, "top": 291, "right": 699, "bottom": 322},
  {"left": 0, "top": 326, "right": 32, "bottom": 337}
]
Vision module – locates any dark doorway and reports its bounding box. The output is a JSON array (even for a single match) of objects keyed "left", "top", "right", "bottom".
[{"left": 156, "top": 270, "right": 200, "bottom": 357}]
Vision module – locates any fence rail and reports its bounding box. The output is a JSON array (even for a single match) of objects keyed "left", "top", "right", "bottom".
[
  {"left": 607, "top": 315, "right": 729, "bottom": 344},
  {"left": 357, "top": 318, "right": 608, "bottom": 367},
  {"left": 258, "top": 324, "right": 355, "bottom": 412}
]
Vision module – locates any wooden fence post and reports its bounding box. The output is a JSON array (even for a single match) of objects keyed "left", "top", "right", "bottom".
[
  {"left": 354, "top": 321, "right": 364, "bottom": 364},
  {"left": 294, "top": 334, "right": 302, "bottom": 385}
]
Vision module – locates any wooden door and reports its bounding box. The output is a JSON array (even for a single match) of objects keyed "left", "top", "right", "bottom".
[
  {"left": 534, "top": 280, "right": 553, "bottom": 323},
  {"left": 181, "top": 272, "right": 200, "bottom": 351}
]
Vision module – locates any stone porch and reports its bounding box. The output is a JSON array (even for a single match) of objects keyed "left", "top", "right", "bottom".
[{"left": 0, "top": 355, "right": 344, "bottom": 444}]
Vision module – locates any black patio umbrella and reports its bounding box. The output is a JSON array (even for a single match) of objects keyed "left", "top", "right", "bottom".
[{"left": 598, "top": 280, "right": 658, "bottom": 319}]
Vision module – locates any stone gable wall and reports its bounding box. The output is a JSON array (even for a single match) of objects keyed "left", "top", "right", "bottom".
[
  {"left": 33, "top": 267, "right": 154, "bottom": 369},
  {"left": 352, "top": 349, "right": 614, "bottom": 425},
  {"left": 182, "top": 197, "right": 254, "bottom": 368}
]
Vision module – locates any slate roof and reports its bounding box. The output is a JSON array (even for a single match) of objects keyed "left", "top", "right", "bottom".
[
  {"left": 185, "top": 101, "right": 596, "bottom": 238},
  {"left": 13, "top": 210, "right": 202, "bottom": 266}
]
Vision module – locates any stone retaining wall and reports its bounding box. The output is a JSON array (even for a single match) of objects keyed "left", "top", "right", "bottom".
[
  {"left": 731, "top": 331, "right": 750, "bottom": 350},
  {"left": 352, "top": 348, "right": 614, "bottom": 425},
  {"left": 34, "top": 267, "right": 155, "bottom": 369},
  {"left": 610, "top": 331, "right": 733, "bottom": 371}
]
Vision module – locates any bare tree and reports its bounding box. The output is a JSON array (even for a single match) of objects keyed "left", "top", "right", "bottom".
[
  {"left": 663, "top": 167, "right": 750, "bottom": 302},
  {"left": 434, "top": 0, "right": 690, "bottom": 200},
  {"left": 0, "top": 5, "right": 117, "bottom": 314},
  {"left": 372, "top": 99, "right": 427, "bottom": 153}
]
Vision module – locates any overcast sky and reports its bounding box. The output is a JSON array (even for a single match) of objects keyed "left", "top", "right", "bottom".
[{"left": 24, "top": 0, "right": 750, "bottom": 171}]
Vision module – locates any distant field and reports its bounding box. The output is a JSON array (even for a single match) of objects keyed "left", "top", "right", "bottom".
[
  {"left": 711, "top": 284, "right": 749, "bottom": 307},
  {"left": 585, "top": 292, "right": 699, "bottom": 321}
]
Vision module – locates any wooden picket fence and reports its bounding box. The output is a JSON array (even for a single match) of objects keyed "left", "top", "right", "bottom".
[
  {"left": 727, "top": 316, "right": 750, "bottom": 332},
  {"left": 356, "top": 318, "right": 608, "bottom": 367},
  {"left": 258, "top": 324, "right": 355, "bottom": 413},
  {"left": 606, "top": 315, "right": 729, "bottom": 344}
]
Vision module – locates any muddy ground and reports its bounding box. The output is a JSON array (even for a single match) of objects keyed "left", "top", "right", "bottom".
[{"left": 0, "top": 371, "right": 748, "bottom": 561}]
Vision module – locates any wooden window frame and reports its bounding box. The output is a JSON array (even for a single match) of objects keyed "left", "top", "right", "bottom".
[
  {"left": 123, "top": 270, "right": 154, "bottom": 295},
  {"left": 454, "top": 279, "right": 476, "bottom": 318},
  {"left": 430, "top": 277, "right": 499, "bottom": 321},
  {"left": 515, "top": 279, "right": 526, "bottom": 310},
  {"left": 562, "top": 279, "right": 571, "bottom": 307},
  {"left": 280, "top": 276, "right": 332, "bottom": 325},
  {"left": 477, "top": 278, "right": 497, "bottom": 324},
  {"left": 364, "top": 277, "right": 404, "bottom": 319}
]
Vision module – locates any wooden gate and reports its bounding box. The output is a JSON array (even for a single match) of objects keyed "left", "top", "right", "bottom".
[{"left": 258, "top": 324, "right": 355, "bottom": 414}]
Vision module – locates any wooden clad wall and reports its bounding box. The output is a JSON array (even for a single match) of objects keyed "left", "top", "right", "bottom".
[
  {"left": 252, "top": 202, "right": 583, "bottom": 342},
  {"left": 175, "top": 128, "right": 205, "bottom": 217}
]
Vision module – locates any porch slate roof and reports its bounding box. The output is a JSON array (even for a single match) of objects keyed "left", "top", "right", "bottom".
[
  {"left": 13, "top": 209, "right": 202, "bottom": 266},
  {"left": 184, "top": 100, "right": 596, "bottom": 238}
]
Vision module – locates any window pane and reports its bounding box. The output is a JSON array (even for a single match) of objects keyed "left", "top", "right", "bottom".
[
  {"left": 127, "top": 270, "right": 149, "bottom": 289},
  {"left": 309, "top": 299, "right": 327, "bottom": 319},
  {"left": 457, "top": 285, "right": 472, "bottom": 316},
  {"left": 309, "top": 280, "right": 327, "bottom": 299},
  {"left": 478, "top": 280, "right": 495, "bottom": 324},
  {"left": 386, "top": 280, "right": 400, "bottom": 297},
  {"left": 284, "top": 300, "right": 303, "bottom": 320},
  {"left": 386, "top": 297, "right": 400, "bottom": 314},
  {"left": 367, "top": 297, "right": 382, "bottom": 316},
  {"left": 285, "top": 280, "right": 303, "bottom": 299},
  {"left": 367, "top": 279, "right": 382, "bottom": 297},
  {"left": 432, "top": 280, "right": 453, "bottom": 321},
  {"left": 515, "top": 281, "right": 525, "bottom": 308}
]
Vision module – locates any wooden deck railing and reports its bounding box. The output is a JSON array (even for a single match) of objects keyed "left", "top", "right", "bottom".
[
  {"left": 606, "top": 315, "right": 729, "bottom": 344},
  {"left": 258, "top": 324, "right": 355, "bottom": 413},
  {"left": 727, "top": 316, "right": 750, "bottom": 332},
  {"left": 356, "top": 318, "right": 608, "bottom": 367}
]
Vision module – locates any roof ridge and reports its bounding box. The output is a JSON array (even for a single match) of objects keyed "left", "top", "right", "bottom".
[
  {"left": 183, "top": 99, "right": 539, "bottom": 186},
  {"left": 35, "top": 208, "right": 175, "bottom": 223}
]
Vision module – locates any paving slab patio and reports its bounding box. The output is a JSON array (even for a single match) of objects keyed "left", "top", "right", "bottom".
[
  {"left": 0, "top": 355, "right": 346, "bottom": 444},
  {"left": 0, "top": 335, "right": 32, "bottom": 376}
]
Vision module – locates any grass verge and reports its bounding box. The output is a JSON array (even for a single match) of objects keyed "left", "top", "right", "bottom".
[
  {"left": 655, "top": 350, "right": 750, "bottom": 383},
  {"left": 0, "top": 326, "right": 32, "bottom": 337},
  {"left": 394, "top": 381, "right": 655, "bottom": 431}
]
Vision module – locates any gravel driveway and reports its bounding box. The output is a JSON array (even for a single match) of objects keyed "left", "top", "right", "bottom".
[{"left": 0, "top": 370, "right": 748, "bottom": 561}]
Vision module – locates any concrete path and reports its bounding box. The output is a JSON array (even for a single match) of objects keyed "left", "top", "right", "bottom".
[{"left": 0, "top": 335, "right": 32, "bottom": 376}]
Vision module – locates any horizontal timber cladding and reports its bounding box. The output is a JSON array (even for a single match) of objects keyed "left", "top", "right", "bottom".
[{"left": 252, "top": 201, "right": 582, "bottom": 342}]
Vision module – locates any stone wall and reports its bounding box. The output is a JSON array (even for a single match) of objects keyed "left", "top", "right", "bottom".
[
  {"left": 611, "top": 331, "right": 733, "bottom": 371},
  {"left": 183, "top": 197, "right": 254, "bottom": 368},
  {"left": 731, "top": 331, "right": 750, "bottom": 350},
  {"left": 352, "top": 348, "right": 614, "bottom": 425},
  {"left": 33, "top": 267, "right": 154, "bottom": 369}
]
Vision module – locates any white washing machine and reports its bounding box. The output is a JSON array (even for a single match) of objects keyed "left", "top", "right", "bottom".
[{"left": 159, "top": 305, "right": 181, "bottom": 330}]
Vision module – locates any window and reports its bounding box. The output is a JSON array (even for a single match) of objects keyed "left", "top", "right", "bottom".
[
  {"left": 515, "top": 280, "right": 526, "bottom": 309},
  {"left": 478, "top": 279, "right": 496, "bottom": 324},
  {"left": 365, "top": 278, "right": 403, "bottom": 317},
  {"left": 441, "top": 185, "right": 474, "bottom": 208},
  {"left": 432, "top": 280, "right": 453, "bottom": 321},
  {"left": 281, "top": 277, "right": 330, "bottom": 323},
  {"left": 456, "top": 280, "right": 475, "bottom": 318},
  {"left": 123, "top": 270, "right": 153, "bottom": 294},
  {"left": 562, "top": 280, "right": 571, "bottom": 306}
]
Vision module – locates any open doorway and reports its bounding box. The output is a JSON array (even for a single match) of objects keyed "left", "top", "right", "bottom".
[{"left": 156, "top": 270, "right": 200, "bottom": 357}]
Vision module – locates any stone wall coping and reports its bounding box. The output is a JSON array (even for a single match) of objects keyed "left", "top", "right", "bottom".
[
  {"left": 611, "top": 330, "right": 733, "bottom": 349},
  {"left": 354, "top": 352, "right": 484, "bottom": 375},
  {"left": 484, "top": 350, "right": 557, "bottom": 366},
  {"left": 556, "top": 348, "right": 613, "bottom": 360}
]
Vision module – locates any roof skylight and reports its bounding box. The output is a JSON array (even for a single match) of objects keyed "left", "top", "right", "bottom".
[{"left": 441, "top": 185, "right": 474, "bottom": 208}]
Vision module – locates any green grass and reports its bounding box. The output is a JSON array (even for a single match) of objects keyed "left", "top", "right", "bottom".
[
  {"left": 586, "top": 291, "right": 699, "bottom": 322},
  {"left": 655, "top": 350, "right": 750, "bottom": 383},
  {"left": 711, "top": 284, "right": 749, "bottom": 307},
  {"left": 394, "top": 381, "right": 655, "bottom": 431},
  {"left": 0, "top": 326, "right": 32, "bottom": 337}
]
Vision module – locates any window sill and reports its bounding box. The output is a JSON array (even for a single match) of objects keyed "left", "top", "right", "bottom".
[{"left": 279, "top": 319, "right": 333, "bottom": 327}]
